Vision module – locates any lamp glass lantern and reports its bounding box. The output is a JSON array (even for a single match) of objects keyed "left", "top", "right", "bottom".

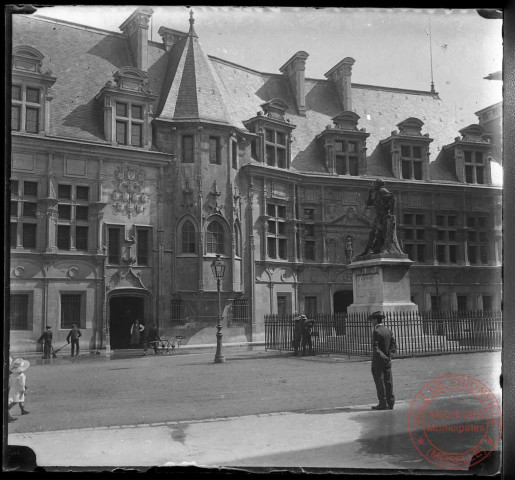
[{"left": 211, "top": 254, "right": 226, "bottom": 280}]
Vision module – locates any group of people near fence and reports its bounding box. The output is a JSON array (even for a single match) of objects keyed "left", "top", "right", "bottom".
[{"left": 293, "top": 314, "right": 316, "bottom": 356}]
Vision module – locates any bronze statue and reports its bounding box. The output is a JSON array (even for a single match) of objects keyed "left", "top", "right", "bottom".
[{"left": 356, "top": 179, "right": 403, "bottom": 257}]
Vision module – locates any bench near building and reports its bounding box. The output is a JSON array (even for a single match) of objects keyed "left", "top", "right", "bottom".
[{"left": 9, "top": 9, "right": 502, "bottom": 355}]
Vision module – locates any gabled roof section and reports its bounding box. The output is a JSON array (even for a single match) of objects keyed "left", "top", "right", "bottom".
[{"left": 155, "top": 14, "right": 232, "bottom": 124}]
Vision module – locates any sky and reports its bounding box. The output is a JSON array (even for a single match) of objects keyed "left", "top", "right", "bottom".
[{"left": 32, "top": 6, "right": 503, "bottom": 127}]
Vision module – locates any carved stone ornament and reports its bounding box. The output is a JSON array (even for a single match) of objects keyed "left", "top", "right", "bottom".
[
  {"left": 14, "top": 266, "right": 25, "bottom": 277},
  {"left": 68, "top": 267, "right": 79, "bottom": 278},
  {"left": 111, "top": 166, "right": 149, "bottom": 218}
]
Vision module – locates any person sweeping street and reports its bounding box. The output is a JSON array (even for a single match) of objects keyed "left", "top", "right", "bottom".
[
  {"left": 66, "top": 323, "right": 82, "bottom": 357},
  {"left": 8, "top": 358, "right": 30, "bottom": 422},
  {"left": 37, "top": 325, "right": 53, "bottom": 359}
]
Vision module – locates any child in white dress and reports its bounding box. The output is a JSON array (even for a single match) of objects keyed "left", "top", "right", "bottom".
[{"left": 8, "top": 358, "right": 30, "bottom": 422}]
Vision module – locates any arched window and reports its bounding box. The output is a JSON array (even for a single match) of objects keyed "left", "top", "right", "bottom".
[
  {"left": 206, "top": 221, "right": 225, "bottom": 254},
  {"left": 181, "top": 220, "right": 196, "bottom": 254},
  {"left": 234, "top": 221, "right": 241, "bottom": 257}
]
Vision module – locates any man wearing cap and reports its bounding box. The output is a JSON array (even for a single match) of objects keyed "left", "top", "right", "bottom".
[
  {"left": 369, "top": 311, "right": 397, "bottom": 410},
  {"left": 37, "top": 325, "right": 53, "bottom": 359},
  {"left": 66, "top": 323, "right": 82, "bottom": 357}
]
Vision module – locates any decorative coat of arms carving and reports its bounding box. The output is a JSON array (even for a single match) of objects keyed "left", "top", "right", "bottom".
[{"left": 111, "top": 166, "right": 148, "bottom": 218}]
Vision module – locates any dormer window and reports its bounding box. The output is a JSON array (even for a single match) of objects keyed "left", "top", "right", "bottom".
[
  {"left": 265, "top": 129, "right": 287, "bottom": 168},
  {"left": 115, "top": 101, "right": 144, "bottom": 147},
  {"left": 95, "top": 66, "right": 156, "bottom": 149},
  {"left": 243, "top": 99, "right": 295, "bottom": 170},
  {"left": 441, "top": 124, "right": 492, "bottom": 185},
  {"left": 11, "top": 46, "right": 56, "bottom": 135},
  {"left": 316, "top": 111, "right": 369, "bottom": 176},
  {"left": 380, "top": 117, "right": 432, "bottom": 181}
]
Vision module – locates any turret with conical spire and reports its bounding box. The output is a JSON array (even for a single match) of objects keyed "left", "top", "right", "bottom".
[{"left": 189, "top": 9, "right": 198, "bottom": 37}]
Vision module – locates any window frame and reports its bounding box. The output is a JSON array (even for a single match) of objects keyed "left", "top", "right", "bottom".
[
  {"left": 11, "top": 82, "right": 42, "bottom": 134},
  {"left": 114, "top": 101, "right": 145, "bottom": 147},
  {"left": 466, "top": 215, "right": 489, "bottom": 265},
  {"left": 182, "top": 135, "right": 194, "bottom": 163},
  {"left": 264, "top": 128, "right": 288, "bottom": 169},
  {"left": 135, "top": 226, "right": 152, "bottom": 266},
  {"left": 334, "top": 139, "right": 359, "bottom": 176},
  {"left": 209, "top": 136, "right": 221, "bottom": 165},
  {"left": 464, "top": 150, "right": 486, "bottom": 184},
  {"left": 402, "top": 213, "right": 426, "bottom": 262},
  {"left": 435, "top": 214, "right": 458, "bottom": 264},
  {"left": 266, "top": 202, "right": 288, "bottom": 260},
  {"left": 206, "top": 220, "right": 226, "bottom": 255},
  {"left": 10, "top": 179, "right": 39, "bottom": 250},
  {"left": 107, "top": 225, "right": 124, "bottom": 265},
  {"left": 400, "top": 144, "right": 424, "bottom": 180},
  {"left": 180, "top": 220, "right": 197, "bottom": 255},
  {"left": 10, "top": 293, "right": 32, "bottom": 331},
  {"left": 56, "top": 184, "right": 91, "bottom": 252},
  {"left": 60, "top": 293, "right": 83, "bottom": 330}
]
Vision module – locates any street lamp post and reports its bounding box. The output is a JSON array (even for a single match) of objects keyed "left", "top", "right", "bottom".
[{"left": 211, "top": 254, "right": 226, "bottom": 364}]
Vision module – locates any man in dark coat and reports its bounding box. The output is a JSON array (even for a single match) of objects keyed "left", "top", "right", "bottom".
[
  {"left": 301, "top": 315, "right": 315, "bottom": 356},
  {"left": 369, "top": 311, "right": 397, "bottom": 410},
  {"left": 66, "top": 323, "right": 82, "bottom": 357},
  {"left": 37, "top": 325, "right": 53, "bottom": 359},
  {"left": 292, "top": 316, "right": 303, "bottom": 356}
]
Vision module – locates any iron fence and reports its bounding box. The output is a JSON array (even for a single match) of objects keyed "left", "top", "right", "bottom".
[{"left": 265, "top": 310, "right": 502, "bottom": 357}]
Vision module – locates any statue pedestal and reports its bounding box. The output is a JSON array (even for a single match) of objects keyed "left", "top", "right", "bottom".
[{"left": 347, "top": 253, "right": 418, "bottom": 316}]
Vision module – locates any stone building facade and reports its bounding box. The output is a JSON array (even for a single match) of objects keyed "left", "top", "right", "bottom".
[{"left": 9, "top": 9, "right": 502, "bottom": 354}]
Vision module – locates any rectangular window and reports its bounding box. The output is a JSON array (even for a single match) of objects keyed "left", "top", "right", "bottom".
[
  {"left": 23, "top": 202, "right": 37, "bottom": 218},
  {"left": 182, "top": 135, "right": 194, "bottom": 163},
  {"left": 304, "top": 241, "right": 316, "bottom": 260},
  {"left": 11, "top": 180, "right": 19, "bottom": 195},
  {"left": 132, "top": 105, "right": 143, "bottom": 120},
  {"left": 464, "top": 150, "right": 486, "bottom": 184},
  {"left": 116, "top": 121, "right": 127, "bottom": 145},
  {"left": 435, "top": 214, "right": 458, "bottom": 264},
  {"left": 25, "top": 107, "right": 39, "bottom": 133},
  {"left": 10, "top": 294, "right": 29, "bottom": 330},
  {"left": 457, "top": 295, "right": 467, "bottom": 312},
  {"left": 277, "top": 295, "right": 287, "bottom": 317},
  {"left": 334, "top": 140, "right": 359, "bottom": 176},
  {"left": 75, "top": 226, "right": 88, "bottom": 251},
  {"left": 75, "top": 206, "right": 89, "bottom": 221},
  {"left": 305, "top": 296, "right": 317, "bottom": 316},
  {"left": 209, "top": 137, "right": 220, "bottom": 164},
  {"left": 137, "top": 228, "right": 150, "bottom": 266},
  {"left": 22, "top": 223, "right": 37, "bottom": 249},
  {"left": 402, "top": 213, "right": 425, "bottom": 262},
  {"left": 57, "top": 225, "right": 71, "bottom": 250},
  {"left": 76, "top": 186, "right": 89, "bottom": 201},
  {"left": 131, "top": 124, "right": 142, "bottom": 147},
  {"left": 11, "top": 105, "right": 21, "bottom": 131},
  {"left": 482, "top": 295, "right": 493, "bottom": 312},
  {"left": 23, "top": 181, "right": 38, "bottom": 197},
  {"left": 58, "top": 204, "right": 71, "bottom": 220},
  {"left": 265, "top": 129, "right": 288, "bottom": 169},
  {"left": 108, "top": 227, "right": 122, "bottom": 264},
  {"left": 26, "top": 87, "right": 40, "bottom": 104},
  {"left": 61, "top": 294, "right": 82, "bottom": 329},
  {"left": 400, "top": 144, "right": 424, "bottom": 180},
  {"left": 12, "top": 84, "right": 21, "bottom": 100},
  {"left": 11, "top": 201, "right": 18, "bottom": 217},
  {"left": 267, "top": 203, "right": 287, "bottom": 259},
  {"left": 58, "top": 184, "right": 71, "bottom": 199},
  {"left": 116, "top": 102, "right": 128, "bottom": 117},
  {"left": 232, "top": 141, "right": 238, "bottom": 170},
  {"left": 467, "top": 215, "right": 489, "bottom": 265},
  {"left": 10, "top": 222, "right": 17, "bottom": 248}
]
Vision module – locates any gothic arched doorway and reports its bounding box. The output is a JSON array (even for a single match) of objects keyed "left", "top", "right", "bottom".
[{"left": 108, "top": 292, "right": 150, "bottom": 349}]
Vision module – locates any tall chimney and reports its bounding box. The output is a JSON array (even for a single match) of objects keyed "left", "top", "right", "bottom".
[
  {"left": 120, "top": 8, "right": 154, "bottom": 72},
  {"left": 280, "top": 51, "right": 309, "bottom": 116},
  {"left": 158, "top": 27, "right": 187, "bottom": 52},
  {"left": 324, "top": 57, "right": 355, "bottom": 111}
]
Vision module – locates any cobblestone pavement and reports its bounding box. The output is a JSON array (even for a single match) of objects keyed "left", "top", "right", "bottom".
[{"left": 6, "top": 350, "right": 502, "bottom": 471}]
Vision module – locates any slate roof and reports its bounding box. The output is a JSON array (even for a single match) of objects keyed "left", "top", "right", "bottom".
[{"left": 12, "top": 13, "right": 501, "bottom": 186}]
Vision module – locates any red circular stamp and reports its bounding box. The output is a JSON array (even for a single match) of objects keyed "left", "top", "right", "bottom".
[{"left": 407, "top": 374, "right": 502, "bottom": 470}]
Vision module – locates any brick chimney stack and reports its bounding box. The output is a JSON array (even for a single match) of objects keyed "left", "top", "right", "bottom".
[
  {"left": 120, "top": 8, "right": 154, "bottom": 72},
  {"left": 280, "top": 51, "right": 309, "bottom": 116},
  {"left": 324, "top": 57, "right": 355, "bottom": 111}
]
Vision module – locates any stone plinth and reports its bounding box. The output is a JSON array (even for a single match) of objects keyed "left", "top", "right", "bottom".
[{"left": 347, "top": 253, "right": 418, "bottom": 316}]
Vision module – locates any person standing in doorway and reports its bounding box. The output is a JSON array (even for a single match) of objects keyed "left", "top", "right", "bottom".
[
  {"left": 130, "top": 319, "right": 145, "bottom": 348},
  {"left": 8, "top": 358, "right": 30, "bottom": 421},
  {"left": 37, "top": 325, "right": 53, "bottom": 359},
  {"left": 369, "top": 311, "right": 397, "bottom": 410},
  {"left": 66, "top": 323, "right": 82, "bottom": 357}
]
